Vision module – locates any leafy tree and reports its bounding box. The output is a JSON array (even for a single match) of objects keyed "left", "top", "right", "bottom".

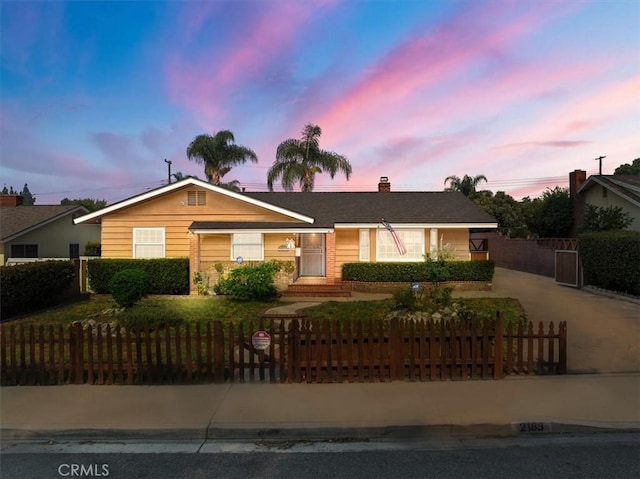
[
  {"left": 186, "top": 130, "right": 257, "bottom": 185},
  {"left": 473, "top": 191, "right": 528, "bottom": 237},
  {"left": 526, "top": 187, "right": 573, "bottom": 238},
  {"left": 613, "top": 158, "right": 640, "bottom": 175},
  {"left": 267, "top": 123, "right": 352, "bottom": 192},
  {"left": 3, "top": 184, "right": 36, "bottom": 204},
  {"left": 581, "top": 205, "right": 634, "bottom": 232},
  {"left": 444, "top": 174, "right": 487, "bottom": 199},
  {"left": 60, "top": 198, "right": 107, "bottom": 212},
  {"left": 220, "top": 179, "right": 243, "bottom": 192}
]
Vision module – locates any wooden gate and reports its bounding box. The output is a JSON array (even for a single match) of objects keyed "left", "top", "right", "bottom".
[{"left": 555, "top": 250, "right": 579, "bottom": 287}]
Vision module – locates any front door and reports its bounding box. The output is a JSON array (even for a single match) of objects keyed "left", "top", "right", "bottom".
[{"left": 300, "top": 234, "right": 325, "bottom": 276}]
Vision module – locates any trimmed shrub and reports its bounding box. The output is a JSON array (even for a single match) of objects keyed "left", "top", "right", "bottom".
[
  {"left": 83, "top": 241, "right": 101, "bottom": 256},
  {"left": 109, "top": 269, "right": 150, "bottom": 307},
  {"left": 214, "top": 261, "right": 280, "bottom": 301},
  {"left": 579, "top": 230, "right": 640, "bottom": 295},
  {"left": 88, "top": 258, "right": 189, "bottom": 294},
  {"left": 342, "top": 260, "right": 495, "bottom": 282},
  {"left": 0, "top": 261, "right": 76, "bottom": 320}
]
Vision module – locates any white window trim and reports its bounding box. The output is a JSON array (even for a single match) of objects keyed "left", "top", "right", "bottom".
[
  {"left": 230, "top": 233, "right": 264, "bottom": 261},
  {"left": 359, "top": 229, "right": 370, "bottom": 262},
  {"left": 133, "top": 227, "right": 166, "bottom": 259},
  {"left": 376, "top": 228, "right": 425, "bottom": 262}
]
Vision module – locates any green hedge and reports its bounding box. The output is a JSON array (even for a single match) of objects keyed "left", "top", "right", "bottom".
[
  {"left": 342, "top": 260, "right": 495, "bottom": 282},
  {"left": 87, "top": 258, "right": 189, "bottom": 294},
  {"left": 579, "top": 230, "right": 640, "bottom": 295},
  {"left": 0, "top": 261, "right": 76, "bottom": 320}
]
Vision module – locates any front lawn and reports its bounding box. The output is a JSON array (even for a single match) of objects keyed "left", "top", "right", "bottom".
[
  {"left": 4, "top": 296, "right": 284, "bottom": 326},
  {"left": 304, "top": 297, "right": 526, "bottom": 327},
  {"left": 4, "top": 295, "right": 526, "bottom": 329}
]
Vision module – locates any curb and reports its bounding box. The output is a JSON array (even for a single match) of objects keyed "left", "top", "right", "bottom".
[{"left": 3, "top": 422, "right": 638, "bottom": 442}]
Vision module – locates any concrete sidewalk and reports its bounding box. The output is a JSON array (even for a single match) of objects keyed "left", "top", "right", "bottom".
[{"left": 2, "top": 373, "right": 639, "bottom": 441}]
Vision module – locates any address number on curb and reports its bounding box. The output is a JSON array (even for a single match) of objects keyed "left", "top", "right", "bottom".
[{"left": 512, "top": 422, "right": 552, "bottom": 434}]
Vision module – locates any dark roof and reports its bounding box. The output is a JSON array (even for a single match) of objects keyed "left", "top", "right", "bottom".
[
  {"left": 578, "top": 175, "right": 640, "bottom": 206},
  {"left": 0, "top": 205, "right": 87, "bottom": 241},
  {"left": 243, "top": 191, "right": 497, "bottom": 227}
]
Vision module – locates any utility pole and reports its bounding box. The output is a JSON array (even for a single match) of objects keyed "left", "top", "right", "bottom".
[
  {"left": 164, "top": 159, "right": 172, "bottom": 184},
  {"left": 595, "top": 155, "right": 606, "bottom": 175}
]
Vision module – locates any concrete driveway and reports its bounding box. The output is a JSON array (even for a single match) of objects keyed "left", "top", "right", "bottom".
[{"left": 457, "top": 268, "right": 640, "bottom": 374}]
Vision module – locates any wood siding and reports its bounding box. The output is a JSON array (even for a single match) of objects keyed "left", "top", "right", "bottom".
[{"left": 101, "top": 187, "right": 304, "bottom": 258}]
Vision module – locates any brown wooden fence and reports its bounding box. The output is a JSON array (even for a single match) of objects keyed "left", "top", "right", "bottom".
[{"left": 0, "top": 316, "right": 566, "bottom": 386}]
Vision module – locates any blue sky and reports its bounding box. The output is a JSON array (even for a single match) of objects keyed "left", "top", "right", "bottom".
[{"left": 1, "top": 0, "right": 638, "bottom": 204}]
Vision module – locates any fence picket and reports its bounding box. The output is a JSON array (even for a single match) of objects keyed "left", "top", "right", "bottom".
[
  {"left": 527, "top": 322, "right": 534, "bottom": 375},
  {"left": 38, "top": 326, "right": 45, "bottom": 385},
  {"left": 175, "top": 326, "right": 183, "bottom": 384},
  {"left": 548, "top": 322, "right": 555, "bottom": 374},
  {"left": 96, "top": 326, "right": 104, "bottom": 385},
  {"left": 537, "top": 322, "right": 545, "bottom": 375},
  {"left": 106, "top": 325, "right": 114, "bottom": 385}
]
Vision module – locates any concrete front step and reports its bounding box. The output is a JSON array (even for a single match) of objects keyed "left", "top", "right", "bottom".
[{"left": 281, "top": 284, "right": 352, "bottom": 297}]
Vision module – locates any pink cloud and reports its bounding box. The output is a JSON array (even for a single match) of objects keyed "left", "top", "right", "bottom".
[{"left": 165, "top": 2, "right": 319, "bottom": 127}]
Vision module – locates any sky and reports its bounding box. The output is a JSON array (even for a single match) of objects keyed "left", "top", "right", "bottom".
[{"left": 1, "top": 0, "right": 638, "bottom": 205}]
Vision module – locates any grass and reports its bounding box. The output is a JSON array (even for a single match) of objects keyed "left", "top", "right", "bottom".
[
  {"left": 3, "top": 294, "right": 526, "bottom": 330},
  {"left": 4, "top": 295, "right": 284, "bottom": 327},
  {"left": 303, "top": 297, "right": 526, "bottom": 328}
]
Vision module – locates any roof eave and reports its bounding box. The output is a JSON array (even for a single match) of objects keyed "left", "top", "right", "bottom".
[{"left": 73, "top": 178, "right": 315, "bottom": 225}]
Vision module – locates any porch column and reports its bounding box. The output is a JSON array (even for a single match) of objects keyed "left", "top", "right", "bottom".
[
  {"left": 429, "top": 228, "right": 438, "bottom": 259},
  {"left": 325, "top": 232, "right": 337, "bottom": 283},
  {"left": 189, "top": 232, "right": 200, "bottom": 295}
]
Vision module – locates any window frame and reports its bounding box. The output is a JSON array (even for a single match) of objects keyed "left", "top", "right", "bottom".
[
  {"left": 376, "top": 228, "right": 425, "bottom": 262},
  {"left": 359, "top": 229, "right": 370, "bottom": 261},
  {"left": 10, "top": 244, "right": 38, "bottom": 258},
  {"left": 231, "top": 233, "right": 264, "bottom": 261},
  {"left": 132, "top": 227, "right": 166, "bottom": 259}
]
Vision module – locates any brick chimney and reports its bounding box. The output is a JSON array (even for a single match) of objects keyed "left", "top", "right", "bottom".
[
  {"left": 0, "top": 194, "right": 24, "bottom": 207},
  {"left": 569, "top": 169, "right": 587, "bottom": 236},
  {"left": 378, "top": 176, "right": 391, "bottom": 192}
]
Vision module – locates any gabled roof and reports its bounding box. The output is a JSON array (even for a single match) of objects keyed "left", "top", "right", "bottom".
[
  {"left": 73, "top": 178, "right": 315, "bottom": 225},
  {"left": 0, "top": 205, "right": 88, "bottom": 242},
  {"left": 578, "top": 175, "right": 640, "bottom": 207}
]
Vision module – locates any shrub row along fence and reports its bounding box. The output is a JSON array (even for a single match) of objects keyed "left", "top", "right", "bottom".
[{"left": 0, "top": 316, "right": 566, "bottom": 386}]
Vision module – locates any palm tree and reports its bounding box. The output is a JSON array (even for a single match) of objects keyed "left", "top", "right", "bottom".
[
  {"left": 267, "top": 123, "right": 352, "bottom": 192},
  {"left": 444, "top": 174, "right": 488, "bottom": 198},
  {"left": 220, "top": 179, "right": 242, "bottom": 192},
  {"left": 186, "top": 130, "right": 257, "bottom": 186}
]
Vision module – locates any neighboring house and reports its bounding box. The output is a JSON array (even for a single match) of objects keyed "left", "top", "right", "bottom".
[
  {"left": 0, "top": 195, "right": 101, "bottom": 265},
  {"left": 73, "top": 177, "right": 498, "bottom": 293},
  {"left": 570, "top": 170, "right": 640, "bottom": 234}
]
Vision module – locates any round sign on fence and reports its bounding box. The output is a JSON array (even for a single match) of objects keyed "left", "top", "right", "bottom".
[{"left": 252, "top": 331, "right": 271, "bottom": 351}]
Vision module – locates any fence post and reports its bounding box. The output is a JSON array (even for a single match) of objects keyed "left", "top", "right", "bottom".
[
  {"left": 558, "top": 321, "right": 567, "bottom": 374},
  {"left": 287, "top": 319, "right": 299, "bottom": 383},
  {"left": 70, "top": 322, "right": 84, "bottom": 384},
  {"left": 494, "top": 312, "right": 504, "bottom": 379}
]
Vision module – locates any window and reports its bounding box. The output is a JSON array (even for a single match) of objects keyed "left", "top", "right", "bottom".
[
  {"left": 133, "top": 228, "right": 165, "bottom": 258},
  {"left": 231, "top": 233, "right": 263, "bottom": 261},
  {"left": 359, "top": 229, "right": 370, "bottom": 261},
  {"left": 376, "top": 229, "right": 424, "bottom": 261},
  {"left": 187, "top": 191, "right": 206, "bottom": 206},
  {"left": 11, "top": 244, "right": 38, "bottom": 258},
  {"left": 69, "top": 243, "right": 80, "bottom": 259}
]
